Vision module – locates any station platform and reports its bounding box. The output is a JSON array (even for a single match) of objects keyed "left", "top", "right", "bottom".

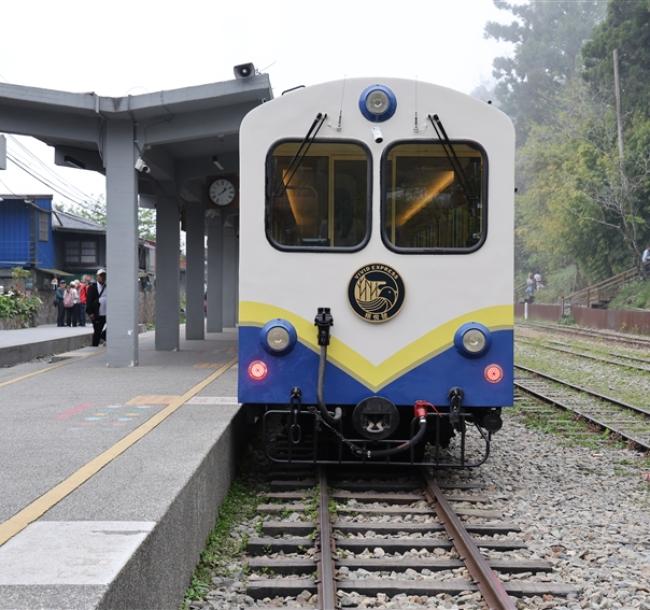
[
  {"left": 0, "top": 327, "right": 242, "bottom": 610},
  {"left": 0, "top": 324, "right": 93, "bottom": 367}
]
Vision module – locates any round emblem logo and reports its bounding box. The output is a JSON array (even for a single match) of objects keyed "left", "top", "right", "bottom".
[{"left": 348, "top": 263, "right": 405, "bottom": 323}]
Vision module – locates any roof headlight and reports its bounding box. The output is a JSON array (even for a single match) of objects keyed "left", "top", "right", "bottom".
[
  {"left": 454, "top": 323, "right": 491, "bottom": 358},
  {"left": 260, "top": 319, "right": 297, "bottom": 355},
  {"left": 359, "top": 84, "right": 397, "bottom": 122}
]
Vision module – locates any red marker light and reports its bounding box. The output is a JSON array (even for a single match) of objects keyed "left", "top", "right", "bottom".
[
  {"left": 248, "top": 360, "right": 268, "bottom": 381},
  {"left": 484, "top": 364, "right": 504, "bottom": 384}
]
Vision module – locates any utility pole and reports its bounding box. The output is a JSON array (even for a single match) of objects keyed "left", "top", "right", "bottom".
[{"left": 613, "top": 48, "right": 624, "bottom": 161}]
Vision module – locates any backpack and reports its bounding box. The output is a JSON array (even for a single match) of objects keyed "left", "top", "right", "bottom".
[{"left": 63, "top": 290, "right": 74, "bottom": 308}]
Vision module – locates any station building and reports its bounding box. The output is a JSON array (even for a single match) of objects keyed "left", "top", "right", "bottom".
[{"left": 0, "top": 66, "right": 273, "bottom": 366}]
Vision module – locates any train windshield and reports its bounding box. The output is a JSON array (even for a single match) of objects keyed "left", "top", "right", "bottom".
[
  {"left": 267, "top": 141, "right": 370, "bottom": 250},
  {"left": 382, "top": 142, "right": 486, "bottom": 252}
]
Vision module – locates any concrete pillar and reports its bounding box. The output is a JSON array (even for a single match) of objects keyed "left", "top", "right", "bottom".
[
  {"left": 104, "top": 120, "right": 139, "bottom": 367},
  {"left": 222, "top": 222, "right": 237, "bottom": 328},
  {"left": 185, "top": 203, "right": 205, "bottom": 340},
  {"left": 206, "top": 211, "right": 223, "bottom": 333},
  {"left": 155, "top": 197, "right": 180, "bottom": 350}
]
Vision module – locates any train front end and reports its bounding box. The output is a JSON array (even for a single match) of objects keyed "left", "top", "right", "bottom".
[{"left": 238, "top": 78, "right": 514, "bottom": 467}]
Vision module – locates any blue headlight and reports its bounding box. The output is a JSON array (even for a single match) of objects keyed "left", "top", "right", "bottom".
[
  {"left": 454, "top": 323, "right": 492, "bottom": 358},
  {"left": 359, "top": 84, "right": 397, "bottom": 122},
  {"left": 260, "top": 319, "right": 297, "bottom": 355}
]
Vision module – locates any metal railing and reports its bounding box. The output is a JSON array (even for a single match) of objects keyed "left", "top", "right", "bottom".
[{"left": 563, "top": 266, "right": 638, "bottom": 309}]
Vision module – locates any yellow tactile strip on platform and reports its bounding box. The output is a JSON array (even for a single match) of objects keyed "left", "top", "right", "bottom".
[{"left": 126, "top": 395, "right": 180, "bottom": 405}]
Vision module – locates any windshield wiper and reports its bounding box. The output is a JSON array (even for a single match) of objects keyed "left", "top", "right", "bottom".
[
  {"left": 427, "top": 113, "right": 477, "bottom": 205},
  {"left": 271, "top": 112, "right": 327, "bottom": 200}
]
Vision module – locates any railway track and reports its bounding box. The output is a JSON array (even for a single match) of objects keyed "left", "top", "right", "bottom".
[
  {"left": 515, "top": 364, "right": 650, "bottom": 452},
  {"left": 244, "top": 468, "right": 577, "bottom": 608},
  {"left": 518, "top": 321, "right": 650, "bottom": 349},
  {"left": 516, "top": 336, "right": 650, "bottom": 373}
]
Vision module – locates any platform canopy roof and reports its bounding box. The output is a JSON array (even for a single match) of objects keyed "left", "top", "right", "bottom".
[{"left": 0, "top": 74, "right": 273, "bottom": 204}]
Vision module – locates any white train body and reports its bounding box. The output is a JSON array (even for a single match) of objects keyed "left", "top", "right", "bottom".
[{"left": 237, "top": 78, "right": 514, "bottom": 465}]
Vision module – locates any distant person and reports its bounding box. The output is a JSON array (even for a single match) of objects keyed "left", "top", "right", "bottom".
[
  {"left": 86, "top": 269, "right": 107, "bottom": 346},
  {"left": 78, "top": 276, "right": 89, "bottom": 327},
  {"left": 63, "top": 282, "right": 77, "bottom": 327},
  {"left": 533, "top": 271, "right": 544, "bottom": 291},
  {"left": 525, "top": 273, "right": 535, "bottom": 303},
  {"left": 54, "top": 280, "right": 66, "bottom": 327},
  {"left": 642, "top": 244, "right": 650, "bottom": 279}
]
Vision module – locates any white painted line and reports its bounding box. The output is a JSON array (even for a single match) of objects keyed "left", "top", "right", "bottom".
[
  {"left": 0, "top": 521, "right": 155, "bottom": 585},
  {"left": 187, "top": 396, "right": 239, "bottom": 405}
]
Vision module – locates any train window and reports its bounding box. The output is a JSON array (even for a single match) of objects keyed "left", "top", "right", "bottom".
[
  {"left": 382, "top": 142, "right": 486, "bottom": 253},
  {"left": 266, "top": 141, "right": 370, "bottom": 251}
]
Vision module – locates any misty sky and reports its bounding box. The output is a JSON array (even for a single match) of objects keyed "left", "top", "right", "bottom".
[{"left": 0, "top": 0, "right": 514, "bottom": 202}]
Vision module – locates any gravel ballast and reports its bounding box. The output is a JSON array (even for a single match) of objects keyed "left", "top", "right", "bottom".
[{"left": 187, "top": 409, "right": 650, "bottom": 610}]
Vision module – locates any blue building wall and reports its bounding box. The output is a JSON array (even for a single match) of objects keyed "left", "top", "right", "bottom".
[
  {"left": 0, "top": 197, "right": 55, "bottom": 269},
  {"left": 33, "top": 197, "right": 55, "bottom": 269}
]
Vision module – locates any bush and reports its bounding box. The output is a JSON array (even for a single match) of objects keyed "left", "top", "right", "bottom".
[
  {"left": 0, "top": 291, "right": 43, "bottom": 327},
  {"left": 608, "top": 280, "right": 650, "bottom": 310}
]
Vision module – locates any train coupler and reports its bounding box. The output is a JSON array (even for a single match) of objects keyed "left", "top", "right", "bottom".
[
  {"left": 289, "top": 387, "right": 303, "bottom": 444},
  {"left": 448, "top": 387, "right": 465, "bottom": 432}
]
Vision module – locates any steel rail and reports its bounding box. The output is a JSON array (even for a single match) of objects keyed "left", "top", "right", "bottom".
[
  {"left": 515, "top": 364, "right": 650, "bottom": 418},
  {"left": 516, "top": 337, "right": 650, "bottom": 373},
  {"left": 316, "top": 468, "right": 337, "bottom": 610},
  {"left": 515, "top": 369, "right": 650, "bottom": 452},
  {"left": 546, "top": 339, "right": 649, "bottom": 364},
  {"left": 518, "top": 321, "right": 650, "bottom": 348},
  {"left": 421, "top": 469, "right": 517, "bottom": 610}
]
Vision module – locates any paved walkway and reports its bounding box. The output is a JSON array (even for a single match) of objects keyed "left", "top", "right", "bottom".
[{"left": 0, "top": 326, "right": 241, "bottom": 610}]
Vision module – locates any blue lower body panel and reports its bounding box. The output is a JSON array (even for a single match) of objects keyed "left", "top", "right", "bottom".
[{"left": 238, "top": 327, "right": 513, "bottom": 408}]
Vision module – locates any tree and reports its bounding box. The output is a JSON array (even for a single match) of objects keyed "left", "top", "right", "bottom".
[
  {"left": 516, "top": 79, "right": 650, "bottom": 281},
  {"left": 56, "top": 195, "right": 157, "bottom": 241},
  {"left": 582, "top": 0, "right": 650, "bottom": 119},
  {"left": 485, "top": 0, "right": 607, "bottom": 141}
]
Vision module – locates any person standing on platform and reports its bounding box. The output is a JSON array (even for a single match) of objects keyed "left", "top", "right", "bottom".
[
  {"left": 86, "top": 269, "right": 107, "bottom": 346},
  {"left": 63, "top": 282, "right": 77, "bottom": 327},
  {"left": 54, "top": 280, "right": 66, "bottom": 327},
  {"left": 78, "top": 276, "right": 88, "bottom": 326}
]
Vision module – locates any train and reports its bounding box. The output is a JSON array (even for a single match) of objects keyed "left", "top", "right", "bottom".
[{"left": 237, "top": 77, "right": 514, "bottom": 467}]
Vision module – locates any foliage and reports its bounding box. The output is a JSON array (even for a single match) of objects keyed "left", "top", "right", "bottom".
[
  {"left": 582, "top": 0, "right": 650, "bottom": 119},
  {"left": 11, "top": 267, "right": 30, "bottom": 281},
  {"left": 516, "top": 77, "right": 650, "bottom": 282},
  {"left": 528, "top": 264, "right": 579, "bottom": 304},
  {"left": 485, "top": 0, "right": 607, "bottom": 142},
  {"left": 182, "top": 479, "right": 258, "bottom": 605},
  {"left": 0, "top": 291, "right": 42, "bottom": 325},
  {"left": 608, "top": 280, "right": 650, "bottom": 310},
  {"left": 55, "top": 195, "right": 157, "bottom": 241}
]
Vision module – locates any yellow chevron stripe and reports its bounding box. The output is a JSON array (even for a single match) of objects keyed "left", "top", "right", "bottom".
[{"left": 239, "top": 301, "right": 513, "bottom": 391}]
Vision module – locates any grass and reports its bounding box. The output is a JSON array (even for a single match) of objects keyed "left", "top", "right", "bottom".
[
  {"left": 181, "top": 478, "right": 259, "bottom": 608},
  {"left": 608, "top": 279, "right": 650, "bottom": 310},
  {"left": 515, "top": 344, "right": 650, "bottom": 407},
  {"left": 514, "top": 394, "right": 617, "bottom": 451}
]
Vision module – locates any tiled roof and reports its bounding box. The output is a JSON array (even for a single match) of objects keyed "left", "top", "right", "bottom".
[{"left": 52, "top": 210, "right": 105, "bottom": 233}]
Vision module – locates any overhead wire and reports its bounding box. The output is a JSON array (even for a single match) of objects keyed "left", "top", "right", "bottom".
[
  {"left": 0, "top": 174, "right": 16, "bottom": 195},
  {"left": 8, "top": 135, "right": 94, "bottom": 202},
  {"left": 6, "top": 152, "right": 96, "bottom": 209}
]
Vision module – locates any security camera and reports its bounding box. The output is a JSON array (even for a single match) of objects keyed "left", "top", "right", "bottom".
[
  {"left": 135, "top": 157, "right": 150, "bottom": 174},
  {"left": 233, "top": 62, "right": 255, "bottom": 79},
  {"left": 371, "top": 126, "right": 383, "bottom": 144}
]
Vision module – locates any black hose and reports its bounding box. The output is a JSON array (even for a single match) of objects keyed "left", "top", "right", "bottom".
[
  {"left": 316, "top": 412, "right": 428, "bottom": 459},
  {"left": 364, "top": 417, "right": 428, "bottom": 458},
  {"left": 317, "top": 345, "right": 342, "bottom": 424}
]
